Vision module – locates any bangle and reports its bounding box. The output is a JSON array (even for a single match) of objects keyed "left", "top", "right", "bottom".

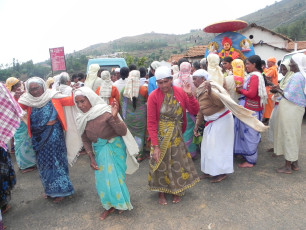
[{"left": 152, "top": 145, "right": 159, "bottom": 148}]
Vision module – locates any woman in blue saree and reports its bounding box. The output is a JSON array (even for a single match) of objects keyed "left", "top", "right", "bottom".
[
  {"left": 74, "top": 87, "right": 133, "bottom": 221},
  {"left": 19, "top": 77, "right": 74, "bottom": 203}
]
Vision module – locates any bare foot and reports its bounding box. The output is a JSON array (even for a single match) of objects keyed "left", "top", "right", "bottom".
[
  {"left": 53, "top": 197, "right": 65, "bottom": 203},
  {"left": 271, "top": 153, "right": 278, "bottom": 157},
  {"left": 238, "top": 162, "right": 254, "bottom": 168},
  {"left": 267, "top": 148, "right": 274, "bottom": 152},
  {"left": 21, "top": 166, "right": 36, "bottom": 174},
  {"left": 158, "top": 192, "right": 167, "bottom": 205},
  {"left": 100, "top": 207, "right": 115, "bottom": 220},
  {"left": 277, "top": 165, "right": 292, "bottom": 174},
  {"left": 200, "top": 173, "right": 212, "bottom": 180},
  {"left": 1, "top": 205, "right": 11, "bottom": 214},
  {"left": 42, "top": 193, "right": 49, "bottom": 199},
  {"left": 172, "top": 195, "right": 182, "bottom": 204},
  {"left": 291, "top": 161, "right": 299, "bottom": 171},
  {"left": 211, "top": 174, "right": 227, "bottom": 183}
]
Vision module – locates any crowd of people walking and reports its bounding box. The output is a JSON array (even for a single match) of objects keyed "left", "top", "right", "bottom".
[{"left": 0, "top": 52, "right": 305, "bottom": 226}]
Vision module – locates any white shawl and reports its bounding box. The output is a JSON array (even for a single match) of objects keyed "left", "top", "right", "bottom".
[
  {"left": 74, "top": 87, "right": 139, "bottom": 174},
  {"left": 197, "top": 81, "right": 268, "bottom": 132},
  {"left": 85, "top": 64, "right": 100, "bottom": 90},
  {"left": 19, "top": 77, "right": 59, "bottom": 108},
  {"left": 99, "top": 71, "right": 113, "bottom": 104},
  {"left": 292, "top": 53, "right": 306, "bottom": 94},
  {"left": 247, "top": 71, "right": 267, "bottom": 107},
  {"left": 123, "top": 70, "right": 140, "bottom": 100}
]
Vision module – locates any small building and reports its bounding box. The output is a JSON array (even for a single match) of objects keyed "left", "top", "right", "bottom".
[
  {"left": 167, "top": 46, "right": 207, "bottom": 64},
  {"left": 240, "top": 23, "right": 294, "bottom": 61}
]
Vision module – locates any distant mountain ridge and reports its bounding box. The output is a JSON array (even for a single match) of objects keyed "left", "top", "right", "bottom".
[{"left": 65, "top": 0, "right": 306, "bottom": 62}]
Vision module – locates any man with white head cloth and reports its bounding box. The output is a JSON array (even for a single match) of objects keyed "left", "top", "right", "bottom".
[
  {"left": 194, "top": 72, "right": 234, "bottom": 183},
  {"left": 272, "top": 53, "right": 306, "bottom": 174}
]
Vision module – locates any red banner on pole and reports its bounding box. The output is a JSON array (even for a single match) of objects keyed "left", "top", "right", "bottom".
[{"left": 49, "top": 47, "right": 66, "bottom": 72}]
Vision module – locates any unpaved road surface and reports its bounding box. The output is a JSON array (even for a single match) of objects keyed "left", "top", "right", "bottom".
[{"left": 4, "top": 119, "right": 306, "bottom": 230}]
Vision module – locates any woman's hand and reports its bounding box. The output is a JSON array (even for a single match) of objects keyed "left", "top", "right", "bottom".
[
  {"left": 193, "top": 125, "right": 200, "bottom": 137},
  {"left": 182, "top": 81, "right": 192, "bottom": 96},
  {"left": 90, "top": 157, "right": 99, "bottom": 170},
  {"left": 152, "top": 146, "right": 161, "bottom": 162},
  {"left": 111, "top": 99, "right": 119, "bottom": 117}
]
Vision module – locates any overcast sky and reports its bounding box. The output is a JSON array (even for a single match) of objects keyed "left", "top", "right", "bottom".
[{"left": 0, "top": 0, "right": 280, "bottom": 66}]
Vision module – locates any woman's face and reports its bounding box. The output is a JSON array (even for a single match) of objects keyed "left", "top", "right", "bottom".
[
  {"left": 75, "top": 95, "right": 92, "bottom": 113},
  {"left": 280, "top": 64, "right": 288, "bottom": 77},
  {"left": 29, "top": 83, "right": 44, "bottom": 97},
  {"left": 289, "top": 58, "right": 299, "bottom": 73},
  {"left": 245, "top": 60, "right": 256, "bottom": 73},
  {"left": 157, "top": 78, "right": 173, "bottom": 94},
  {"left": 11, "top": 81, "right": 21, "bottom": 92}
]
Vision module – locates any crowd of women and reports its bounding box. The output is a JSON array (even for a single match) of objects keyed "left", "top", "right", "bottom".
[{"left": 0, "top": 52, "right": 305, "bottom": 226}]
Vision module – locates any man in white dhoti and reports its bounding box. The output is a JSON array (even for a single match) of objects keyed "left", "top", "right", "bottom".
[{"left": 193, "top": 69, "right": 234, "bottom": 183}]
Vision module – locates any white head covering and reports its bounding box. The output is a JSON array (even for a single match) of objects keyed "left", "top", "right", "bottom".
[
  {"left": 151, "top": 61, "right": 161, "bottom": 71},
  {"left": 19, "top": 77, "right": 59, "bottom": 108},
  {"left": 74, "top": 87, "right": 111, "bottom": 135},
  {"left": 98, "top": 71, "right": 113, "bottom": 104},
  {"left": 115, "top": 68, "right": 120, "bottom": 73},
  {"left": 292, "top": 53, "right": 306, "bottom": 93},
  {"left": 85, "top": 64, "right": 100, "bottom": 90},
  {"left": 52, "top": 74, "right": 61, "bottom": 91},
  {"left": 171, "top": 65, "right": 179, "bottom": 75},
  {"left": 123, "top": 70, "right": 140, "bottom": 100},
  {"left": 155, "top": 66, "right": 172, "bottom": 81},
  {"left": 207, "top": 53, "right": 224, "bottom": 86},
  {"left": 193, "top": 69, "right": 210, "bottom": 80}
]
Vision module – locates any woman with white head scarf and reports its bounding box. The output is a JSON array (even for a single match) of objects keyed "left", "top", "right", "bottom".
[
  {"left": 272, "top": 53, "right": 306, "bottom": 174},
  {"left": 207, "top": 53, "right": 224, "bottom": 87},
  {"left": 19, "top": 77, "right": 75, "bottom": 203},
  {"left": 267, "top": 59, "right": 294, "bottom": 151},
  {"left": 85, "top": 64, "right": 102, "bottom": 91},
  {"left": 74, "top": 87, "right": 136, "bottom": 220},
  {"left": 121, "top": 70, "right": 148, "bottom": 161},
  {"left": 95, "top": 71, "right": 119, "bottom": 105}
]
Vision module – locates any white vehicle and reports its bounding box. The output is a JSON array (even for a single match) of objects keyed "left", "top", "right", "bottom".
[{"left": 278, "top": 49, "right": 306, "bottom": 82}]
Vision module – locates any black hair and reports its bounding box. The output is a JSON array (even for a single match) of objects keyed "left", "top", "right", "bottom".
[
  {"left": 78, "top": 73, "right": 86, "bottom": 80},
  {"left": 71, "top": 74, "right": 78, "bottom": 81},
  {"left": 277, "top": 60, "right": 281, "bottom": 66},
  {"left": 261, "top": 60, "right": 266, "bottom": 66},
  {"left": 129, "top": 64, "right": 137, "bottom": 71},
  {"left": 178, "top": 58, "right": 188, "bottom": 70},
  {"left": 246, "top": 55, "right": 263, "bottom": 73},
  {"left": 192, "top": 61, "right": 201, "bottom": 70},
  {"left": 223, "top": 56, "right": 233, "bottom": 63},
  {"left": 120, "top": 67, "right": 130, "bottom": 80},
  {"left": 139, "top": 67, "right": 147, "bottom": 78}
]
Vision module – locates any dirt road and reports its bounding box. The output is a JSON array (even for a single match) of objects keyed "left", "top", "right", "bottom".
[{"left": 4, "top": 119, "right": 306, "bottom": 230}]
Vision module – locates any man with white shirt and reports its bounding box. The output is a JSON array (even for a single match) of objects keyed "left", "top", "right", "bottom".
[{"left": 113, "top": 67, "right": 129, "bottom": 93}]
